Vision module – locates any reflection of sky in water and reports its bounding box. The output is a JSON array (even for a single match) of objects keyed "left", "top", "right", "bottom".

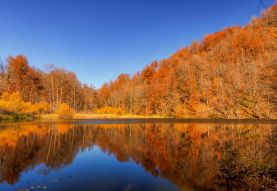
[{"left": 0, "top": 146, "right": 178, "bottom": 191}]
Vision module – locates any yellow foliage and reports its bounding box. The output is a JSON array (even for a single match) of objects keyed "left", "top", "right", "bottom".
[
  {"left": 56, "top": 103, "right": 75, "bottom": 119},
  {"left": 94, "top": 106, "right": 126, "bottom": 115},
  {"left": 0, "top": 92, "right": 50, "bottom": 116}
]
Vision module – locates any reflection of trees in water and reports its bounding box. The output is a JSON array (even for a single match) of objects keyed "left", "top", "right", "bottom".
[
  {"left": 216, "top": 125, "right": 276, "bottom": 190},
  {"left": 0, "top": 123, "right": 275, "bottom": 190}
]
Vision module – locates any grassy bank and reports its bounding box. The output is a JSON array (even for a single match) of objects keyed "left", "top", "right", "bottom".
[{"left": 41, "top": 113, "right": 164, "bottom": 120}]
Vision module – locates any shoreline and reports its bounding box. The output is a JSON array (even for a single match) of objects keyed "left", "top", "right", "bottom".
[{"left": 1, "top": 113, "right": 276, "bottom": 124}]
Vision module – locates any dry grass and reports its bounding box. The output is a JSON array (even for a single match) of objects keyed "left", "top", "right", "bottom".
[
  {"left": 41, "top": 113, "right": 59, "bottom": 120},
  {"left": 41, "top": 113, "right": 164, "bottom": 120},
  {"left": 74, "top": 113, "right": 163, "bottom": 119}
]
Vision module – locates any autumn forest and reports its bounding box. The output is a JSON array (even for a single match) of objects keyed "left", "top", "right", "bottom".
[{"left": 0, "top": 3, "right": 276, "bottom": 119}]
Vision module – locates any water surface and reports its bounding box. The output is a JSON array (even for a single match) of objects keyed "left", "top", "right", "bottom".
[{"left": 0, "top": 119, "right": 276, "bottom": 191}]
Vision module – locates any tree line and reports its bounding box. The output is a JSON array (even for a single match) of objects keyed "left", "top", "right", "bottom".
[{"left": 0, "top": 3, "right": 276, "bottom": 118}]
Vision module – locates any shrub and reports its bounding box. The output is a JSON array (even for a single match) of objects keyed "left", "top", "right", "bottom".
[
  {"left": 56, "top": 103, "right": 74, "bottom": 119},
  {"left": 0, "top": 92, "right": 50, "bottom": 116},
  {"left": 0, "top": 92, "right": 22, "bottom": 114}
]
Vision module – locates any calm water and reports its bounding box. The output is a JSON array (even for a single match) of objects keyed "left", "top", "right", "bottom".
[{"left": 0, "top": 119, "right": 276, "bottom": 191}]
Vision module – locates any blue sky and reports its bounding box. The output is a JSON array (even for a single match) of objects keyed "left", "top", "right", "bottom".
[{"left": 0, "top": 0, "right": 275, "bottom": 87}]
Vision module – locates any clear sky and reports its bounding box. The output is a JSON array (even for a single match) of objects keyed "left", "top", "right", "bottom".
[{"left": 0, "top": 0, "right": 275, "bottom": 87}]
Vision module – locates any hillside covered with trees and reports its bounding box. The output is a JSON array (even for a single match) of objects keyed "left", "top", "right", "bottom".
[
  {"left": 95, "top": 4, "right": 277, "bottom": 119},
  {"left": 0, "top": 3, "right": 276, "bottom": 119}
]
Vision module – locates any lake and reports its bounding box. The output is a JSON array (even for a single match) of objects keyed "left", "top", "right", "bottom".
[{"left": 0, "top": 119, "right": 276, "bottom": 191}]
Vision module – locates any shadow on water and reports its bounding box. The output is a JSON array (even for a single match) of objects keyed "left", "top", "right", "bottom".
[{"left": 0, "top": 120, "right": 276, "bottom": 190}]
